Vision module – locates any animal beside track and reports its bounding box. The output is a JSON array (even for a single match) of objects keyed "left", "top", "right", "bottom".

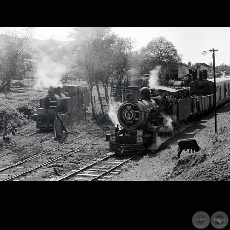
[{"left": 177, "top": 139, "right": 201, "bottom": 159}]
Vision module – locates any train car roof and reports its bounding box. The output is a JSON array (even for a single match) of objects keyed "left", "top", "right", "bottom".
[
  {"left": 208, "top": 76, "right": 230, "bottom": 85},
  {"left": 62, "top": 85, "right": 81, "bottom": 87},
  {"left": 150, "top": 86, "right": 178, "bottom": 93}
]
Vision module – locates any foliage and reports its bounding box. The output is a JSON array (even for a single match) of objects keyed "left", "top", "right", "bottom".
[
  {"left": 36, "top": 37, "right": 74, "bottom": 67},
  {"left": 127, "top": 50, "right": 142, "bottom": 72},
  {"left": 0, "top": 28, "right": 34, "bottom": 93},
  {"left": 97, "top": 35, "right": 133, "bottom": 102},
  {"left": 69, "top": 27, "right": 133, "bottom": 116},
  {"left": 139, "top": 36, "right": 181, "bottom": 74}
]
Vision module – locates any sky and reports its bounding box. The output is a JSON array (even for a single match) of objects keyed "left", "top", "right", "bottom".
[{"left": 0, "top": 27, "right": 229, "bottom": 66}]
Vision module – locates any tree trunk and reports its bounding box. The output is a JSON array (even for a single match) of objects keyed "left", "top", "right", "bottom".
[
  {"left": 115, "top": 80, "right": 123, "bottom": 102},
  {"left": 89, "top": 85, "right": 96, "bottom": 119},
  {"left": 96, "top": 82, "right": 105, "bottom": 116},
  {"left": 105, "top": 86, "right": 109, "bottom": 104},
  {"left": 102, "top": 82, "right": 109, "bottom": 104}
]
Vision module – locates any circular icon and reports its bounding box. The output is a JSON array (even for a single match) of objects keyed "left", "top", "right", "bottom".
[
  {"left": 192, "top": 211, "right": 210, "bottom": 229},
  {"left": 211, "top": 211, "right": 229, "bottom": 229}
]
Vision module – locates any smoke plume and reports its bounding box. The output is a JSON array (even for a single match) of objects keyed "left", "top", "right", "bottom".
[
  {"left": 108, "top": 98, "right": 122, "bottom": 127},
  {"left": 148, "top": 65, "right": 162, "bottom": 88},
  {"left": 161, "top": 112, "right": 173, "bottom": 132},
  {"left": 33, "top": 55, "right": 67, "bottom": 90}
]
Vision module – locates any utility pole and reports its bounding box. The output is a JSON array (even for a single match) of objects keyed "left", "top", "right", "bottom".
[{"left": 209, "top": 48, "right": 218, "bottom": 133}]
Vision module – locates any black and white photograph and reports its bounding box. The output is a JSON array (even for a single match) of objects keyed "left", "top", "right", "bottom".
[{"left": 0, "top": 27, "right": 230, "bottom": 182}]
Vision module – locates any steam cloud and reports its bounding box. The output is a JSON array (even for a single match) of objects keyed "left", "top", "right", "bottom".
[
  {"left": 33, "top": 55, "right": 67, "bottom": 90},
  {"left": 148, "top": 65, "right": 162, "bottom": 88},
  {"left": 161, "top": 112, "right": 173, "bottom": 132},
  {"left": 108, "top": 98, "right": 122, "bottom": 127},
  {"left": 151, "top": 114, "right": 174, "bottom": 151}
]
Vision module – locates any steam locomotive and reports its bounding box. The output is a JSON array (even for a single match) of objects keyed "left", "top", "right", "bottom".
[
  {"left": 108, "top": 76, "right": 230, "bottom": 156},
  {"left": 32, "top": 85, "right": 90, "bottom": 134}
]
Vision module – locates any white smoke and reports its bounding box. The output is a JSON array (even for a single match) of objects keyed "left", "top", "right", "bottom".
[
  {"left": 161, "top": 113, "right": 173, "bottom": 132},
  {"left": 155, "top": 135, "right": 166, "bottom": 150},
  {"left": 150, "top": 119, "right": 174, "bottom": 151},
  {"left": 108, "top": 98, "right": 122, "bottom": 127},
  {"left": 148, "top": 65, "right": 162, "bottom": 88},
  {"left": 33, "top": 55, "right": 66, "bottom": 90},
  {"left": 129, "top": 75, "right": 139, "bottom": 86}
]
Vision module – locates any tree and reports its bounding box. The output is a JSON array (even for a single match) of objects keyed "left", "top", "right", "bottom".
[
  {"left": 0, "top": 28, "right": 34, "bottom": 93},
  {"left": 69, "top": 27, "right": 133, "bottom": 117},
  {"left": 35, "top": 37, "right": 75, "bottom": 76},
  {"left": 69, "top": 27, "right": 112, "bottom": 118},
  {"left": 128, "top": 50, "right": 142, "bottom": 71},
  {"left": 139, "top": 37, "right": 181, "bottom": 76},
  {"left": 219, "top": 63, "right": 227, "bottom": 72},
  {"left": 98, "top": 35, "right": 133, "bottom": 102},
  {"left": 37, "top": 37, "right": 71, "bottom": 62}
]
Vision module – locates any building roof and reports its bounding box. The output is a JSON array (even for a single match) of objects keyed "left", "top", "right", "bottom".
[
  {"left": 178, "top": 63, "right": 190, "bottom": 68},
  {"left": 208, "top": 76, "right": 230, "bottom": 85},
  {"left": 126, "top": 68, "right": 139, "bottom": 76},
  {"left": 195, "top": 63, "right": 211, "bottom": 68}
]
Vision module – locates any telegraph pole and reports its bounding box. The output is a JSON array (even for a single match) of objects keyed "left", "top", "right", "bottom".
[{"left": 209, "top": 48, "right": 218, "bottom": 133}]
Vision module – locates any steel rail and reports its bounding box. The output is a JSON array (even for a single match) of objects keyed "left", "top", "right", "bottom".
[
  {"left": 0, "top": 131, "right": 105, "bottom": 181},
  {"left": 2, "top": 148, "right": 76, "bottom": 181},
  {"left": 0, "top": 131, "right": 52, "bottom": 159},
  {"left": 52, "top": 154, "right": 136, "bottom": 181},
  {"left": 90, "top": 156, "right": 135, "bottom": 181},
  {"left": 53, "top": 154, "right": 114, "bottom": 181},
  {"left": 0, "top": 132, "right": 88, "bottom": 173},
  {"left": 0, "top": 131, "right": 38, "bottom": 148}
]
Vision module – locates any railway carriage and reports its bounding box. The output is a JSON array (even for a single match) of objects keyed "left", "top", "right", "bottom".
[
  {"left": 212, "top": 77, "right": 230, "bottom": 106},
  {"left": 189, "top": 77, "right": 230, "bottom": 116}
]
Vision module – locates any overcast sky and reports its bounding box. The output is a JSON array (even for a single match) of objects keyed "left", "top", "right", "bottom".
[{"left": 0, "top": 27, "right": 229, "bottom": 66}]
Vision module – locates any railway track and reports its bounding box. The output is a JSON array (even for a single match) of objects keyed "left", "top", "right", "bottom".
[
  {"left": 47, "top": 153, "right": 136, "bottom": 181},
  {"left": 2, "top": 148, "right": 77, "bottom": 181},
  {"left": 1, "top": 131, "right": 38, "bottom": 147},
  {"left": 0, "top": 131, "right": 53, "bottom": 159},
  {"left": 0, "top": 130, "right": 106, "bottom": 181},
  {"left": 0, "top": 133, "right": 86, "bottom": 181},
  {"left": 0, "top": 121, "right": 197, "bottom": 181}
]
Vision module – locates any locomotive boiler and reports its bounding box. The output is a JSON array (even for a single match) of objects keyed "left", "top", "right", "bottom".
[{"left": 109, "top": 86, "right": 173, "bottom": 155}]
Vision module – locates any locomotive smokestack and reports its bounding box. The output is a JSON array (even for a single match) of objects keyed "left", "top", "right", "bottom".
[{"left": 128, "top": 86, "right": 138, "bottom": 101}]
